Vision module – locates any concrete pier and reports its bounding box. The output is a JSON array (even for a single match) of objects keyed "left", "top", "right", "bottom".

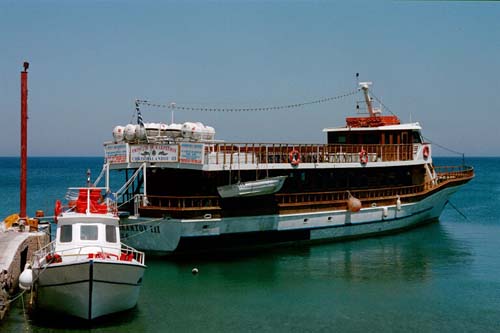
[{"left": 0, "top": 229, "right": 50, "bottom": 320}]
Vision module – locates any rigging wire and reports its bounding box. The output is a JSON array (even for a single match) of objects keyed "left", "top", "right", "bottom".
[
  {"left": 423, "top": 136, "right": 464, "bottom": 156},
  {"left": 136, "top": 89, "right": 360, "bottom": 113},
  {"left": 423, "top": 136, "right": 466, "bottom": 165},
  {"left": 368, "top": 90, "right": 397, "bottom": 117}
]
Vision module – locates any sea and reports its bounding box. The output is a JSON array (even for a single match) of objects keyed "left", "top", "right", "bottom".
[{"left": 0, "top": 156, "right": 499, "bottom": 332}]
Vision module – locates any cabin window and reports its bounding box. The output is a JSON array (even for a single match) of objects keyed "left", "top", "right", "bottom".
[
  {"left": 80, "top": 225, "right": 98, "bottom": 241},
  {"left": 327, "top": 133, "right": 347, "bottom": 144},
  {"left": 412, "top": 131, "right": 422, "bottom": 143},
  {"left": 106, "top": 225, "right": 117, "bottom": 243},
  {"left": 60, "top": 225, "right": 72, "bottom": 243}
]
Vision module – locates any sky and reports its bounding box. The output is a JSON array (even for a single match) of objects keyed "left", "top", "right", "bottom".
[{"left": 0, "top": 0, "right": 499, "bottom": 157}]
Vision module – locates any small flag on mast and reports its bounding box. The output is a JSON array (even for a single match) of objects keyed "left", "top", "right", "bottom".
[{"left": 135, "top": 100, "right": 144, "bottom": 127}]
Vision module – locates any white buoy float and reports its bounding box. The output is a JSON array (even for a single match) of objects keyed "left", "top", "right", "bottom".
[
  {"left": 192, "top": 267, "right": 199, "bottom": 275},
  {"left": 19, "top": 263, "right": 33, "bottom": 290},
  {"left": 383, "top": 206, "right": 389, "bottom": 218}
]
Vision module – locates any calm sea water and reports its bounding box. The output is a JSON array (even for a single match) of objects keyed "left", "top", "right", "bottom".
[{"left": 0, "top": 157, "right": 499, "bottom": 332}]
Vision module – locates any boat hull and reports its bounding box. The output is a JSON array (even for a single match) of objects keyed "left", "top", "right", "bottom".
[
  {"left": 120, "top": 184, "right": 463, "bottom": 255},
  {"left": 34, "top": 259, "right": 145, "bottom": 320}
]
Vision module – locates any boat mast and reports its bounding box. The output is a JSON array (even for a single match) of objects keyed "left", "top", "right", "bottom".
[{"left": 359, "top": 82, "right": 375, "bottom": 117}]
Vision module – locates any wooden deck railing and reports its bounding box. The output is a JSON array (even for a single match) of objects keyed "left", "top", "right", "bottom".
[
  {"left": 137, "top": 166, "right": 473, "bottom": 214},
  {"left": 435, "top": 165, "right": 475, "bottom": 180},
  {"left": 205, "top": 143, "right": 416, "bottom": 166},
  {"left": 143, "top": 195, "right": 221, "bottom": 210}
]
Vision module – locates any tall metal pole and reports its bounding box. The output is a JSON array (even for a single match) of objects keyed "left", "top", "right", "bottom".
[{"left": 20, "top": 62, "right": 29, "bottom": 220}]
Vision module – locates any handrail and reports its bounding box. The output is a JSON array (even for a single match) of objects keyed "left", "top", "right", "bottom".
[
  {"left": 138, "top": 166, "right": 473, "bottom": 212},
  {"left": 33, "top": 242, "right": 145, "bottom": 265},
  {"left": 138, "top": 194, "right": 220, "bottom": 210},
  {"left": 204, "top": 142, "right": 416, "bottom": 165}
]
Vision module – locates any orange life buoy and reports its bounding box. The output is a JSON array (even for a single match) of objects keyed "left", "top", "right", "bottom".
[
  {"left": 359, "top": 149, "right": 368, "bottom": 165},
  {"left": 289, "top": 149, "right": 301, "bottom": 166},
  {"left": 423, "top": 145, "right": 430, "bottom": 159},
  {"left": 54, "top": 200, "right": 62, "bottom": 223}
]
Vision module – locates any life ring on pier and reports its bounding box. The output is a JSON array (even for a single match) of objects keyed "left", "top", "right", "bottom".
[
  {"left": 54, "top": 200, "right": 62, "bottom": 223},
  {"left": 289, "top": 149, "right": 301, "bottom": 166},
  {"left": 423, "top": 145, "right": 430, "bottom": 159},
  {"left": 359, "top": 149, "right": 368, "bottom": 165}
]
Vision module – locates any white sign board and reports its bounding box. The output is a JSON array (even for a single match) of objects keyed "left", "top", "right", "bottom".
[
  {"left": 179, "top": 143, "right": 204, "bottom": 164},
  {"left": 104, "top": 144, "right": 128, "bottom": 164},
  {"left": 130, "top": 144, "right": 179, "bottom": 162}
]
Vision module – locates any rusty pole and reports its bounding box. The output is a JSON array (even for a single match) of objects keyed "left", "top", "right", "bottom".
[{"left": 20, "top": 61, "right": 29, "bottom": 220}]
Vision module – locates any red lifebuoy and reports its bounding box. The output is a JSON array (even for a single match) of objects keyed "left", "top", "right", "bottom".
[
  {"left": 359, "top": 149, "right": 368, "bottom": 165},
  {"left": 423, "top": 145, "right": 430, "bottom": 159},
  {"left": 289, "top": 149, "right": 301, "bottom": 166},
  {"left": 54, "top": 200, "right": 62, "bottom": 223},
  {"left": 46, "top": 253, "right": 62, "bottom": 263}
]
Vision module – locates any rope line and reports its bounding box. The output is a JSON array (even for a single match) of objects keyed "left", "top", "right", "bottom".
[
  {"left": 423, "top": 136, "right": 465, "bottom": 157},
  {"left": 446, "top": 200, "right": 472, "bottom": 222},
  {"left": 136, "top": 89, "right": 360, "bottom": 113},
  {"left": 368, "top": 90, "right": 397, "bottom": 117}
]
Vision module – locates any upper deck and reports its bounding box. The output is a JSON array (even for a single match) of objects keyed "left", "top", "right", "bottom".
[
  {"left": 105, "top": 82, "right": 430, "bottom": 172},
  {"left": 104, "top": 139, "right": 431, "bottom": 171}
]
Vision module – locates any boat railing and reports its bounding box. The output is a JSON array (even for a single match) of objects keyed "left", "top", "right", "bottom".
[
  {"left": 137, "top": 194, "right": 220, "bottom": 211},
  {"left": 136, "top": 166, "right": 473, "bottom": 212},
  {"left": 435, "top": 165, "right": 474, "bottom": 180},
  {"left": 276, "top": 165, "right": 474, "bottom": 206},
  {"left": 275, "top": 184, "right": 426, "bottom": 205},
  {"left": 33, "top": 241, "right": 145, "bottom": 265},
  {"left": 204, "top": 143, "right": 416, "bottom": 166}
]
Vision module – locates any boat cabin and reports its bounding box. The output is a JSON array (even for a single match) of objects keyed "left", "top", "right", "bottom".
[
  {"left": 55, "top": 188, "right": 121, "bottom": 258},
  {"left": 324, "top": 123, "right": 423, "bottom": 146},
  {"left": 56, "top": 216, "right": 121, "bottom": 257}
]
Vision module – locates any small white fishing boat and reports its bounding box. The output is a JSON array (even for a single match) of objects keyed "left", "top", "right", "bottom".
[
  {"left": 20, "top": 186, "right": 146, "bottom": 320},
  {"left": 217, "top": 176, "right": 287, "bottom": 198}
]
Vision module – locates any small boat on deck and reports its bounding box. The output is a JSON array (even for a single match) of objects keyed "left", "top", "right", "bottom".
[
  {"left": 20, "top": 186, "right": 146, "bottom": 320},
  {"left": 217, "top": 176, "right": 287, "bottom": 198}
]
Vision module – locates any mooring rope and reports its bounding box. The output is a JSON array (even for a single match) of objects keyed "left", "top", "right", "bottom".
[{"left": 446, "top": 200, "right": 472, "bottom": 222}]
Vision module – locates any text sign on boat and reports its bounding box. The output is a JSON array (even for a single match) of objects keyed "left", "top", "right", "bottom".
[
  {"left": 180, "top": 143, "right": 204, "bottom": 164},
  {"left": 130, "top": 144, "right": 179, "bottom": 162},
  {"left": 105, "top": 144, "right": 128, "bottom": 164}
]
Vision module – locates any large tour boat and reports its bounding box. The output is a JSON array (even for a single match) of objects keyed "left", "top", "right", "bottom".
[{"left": 99, "top": 82, "right": 473, "bottom": 255}]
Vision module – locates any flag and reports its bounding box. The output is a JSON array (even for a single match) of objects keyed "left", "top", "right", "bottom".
[{"left": 135, "top": 100, "right": 144, "bottom": 127}]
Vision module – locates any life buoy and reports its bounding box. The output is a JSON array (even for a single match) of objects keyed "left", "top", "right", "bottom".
[
  {"left": 359, "top": 149, "right": 368, "bottom": 165},
  {"left": 423, "top": 145, "right": 430, "bottom": 159},
  {"left": 54, "top": 200, "right": 62, "bottom": 223},
  {"left": 46, "top": 253, "right": 62, "bottom": 263},
  {"left": 289, "top": 149, "right": 301, "bottom": 166}
]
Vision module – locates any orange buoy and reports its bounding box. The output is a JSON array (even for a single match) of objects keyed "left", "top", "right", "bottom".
[{"left": 347, "top": 195, "right": 362, "bottom": 212}]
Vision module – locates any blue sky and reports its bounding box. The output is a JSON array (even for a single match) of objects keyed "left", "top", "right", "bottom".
[{"left": 1, "top": 0, "right": 499, "bottom": 156}]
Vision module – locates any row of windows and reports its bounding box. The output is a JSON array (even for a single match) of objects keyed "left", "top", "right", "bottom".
[
  {"left": 60, "top": 224, "right": 117, "bottom": 243},
  {"left": 328, "top": 131, "right": 423, "bottom": 145}
]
